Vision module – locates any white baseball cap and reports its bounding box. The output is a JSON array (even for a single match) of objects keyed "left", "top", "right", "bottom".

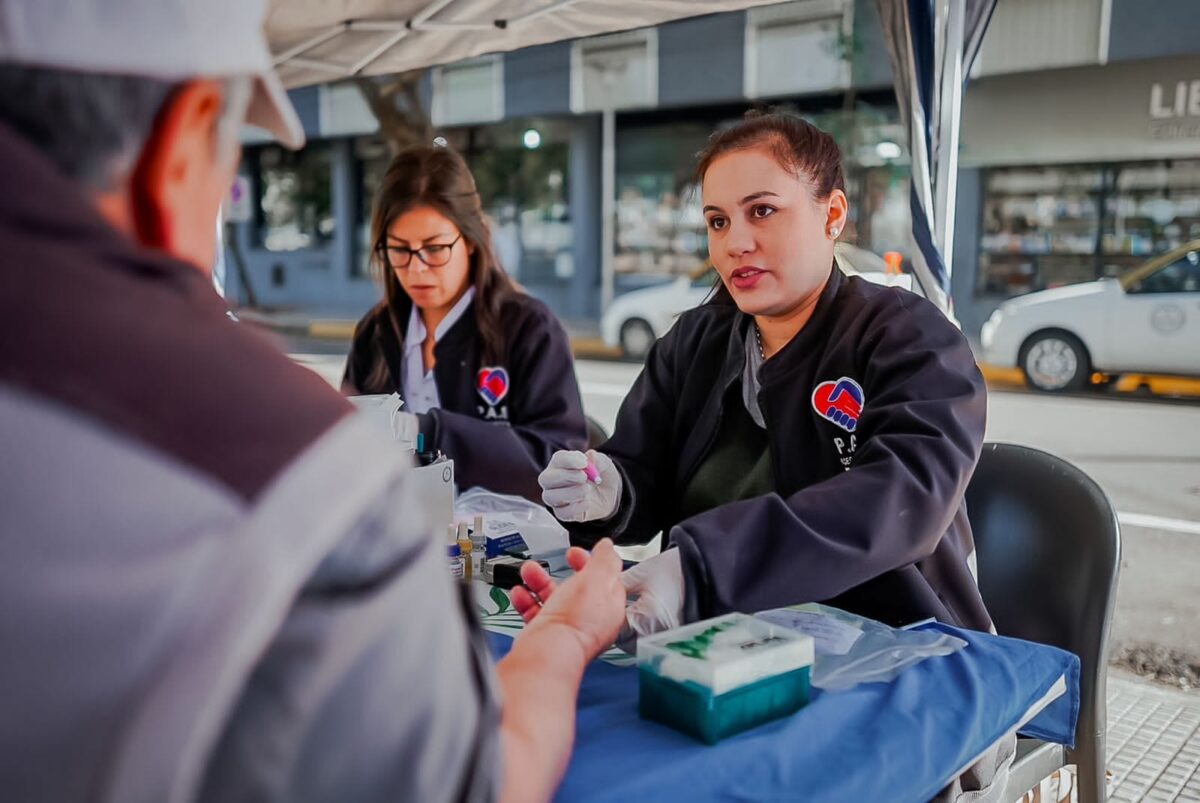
[{"left": 0, "top": 0, "right": 305, "bottom": 149}]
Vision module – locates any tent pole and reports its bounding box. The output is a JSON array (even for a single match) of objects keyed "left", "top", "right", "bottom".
[
  {"left": 601, "top": 108, "right": 616, "bottom": 314},
  {"left": 933, "top": 0, "right": 965, "bottom": 289}
]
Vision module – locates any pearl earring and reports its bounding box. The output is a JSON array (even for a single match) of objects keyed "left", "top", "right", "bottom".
[{"left": 830, "top": 227, "right": 840, "bottom": 238}]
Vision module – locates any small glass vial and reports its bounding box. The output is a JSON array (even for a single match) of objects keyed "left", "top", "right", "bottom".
[
  {"left": 447, "top": 543, "right": 464, "bottom": 580},
  {"left": 470, "top": 515, "right": 487, "bottom": 577},
  {"left": 456, "top": 522, "right": 473, "bottom": 580}
]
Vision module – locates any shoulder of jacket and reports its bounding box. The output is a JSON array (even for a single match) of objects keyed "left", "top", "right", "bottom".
[
  {"left": 499, "top": 292, "right": 565, "bottom": 336},
  {"left": 673, "top": 301, "right": 737, "bottom": 339},
  {"left": 841, "top": 277, "right": 967, "bottom": 348}
]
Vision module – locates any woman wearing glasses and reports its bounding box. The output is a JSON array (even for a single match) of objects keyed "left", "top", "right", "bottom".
[{"left": 343, "top": 145, "right": 588, "bottom": 501}]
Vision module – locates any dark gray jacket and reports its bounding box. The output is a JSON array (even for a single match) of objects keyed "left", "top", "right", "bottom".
[{"left": 0, "top": 122, "right": 498, "bottom": 803}]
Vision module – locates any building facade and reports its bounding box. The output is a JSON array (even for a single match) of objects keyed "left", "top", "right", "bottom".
[{"left": 223, "top": 0, "right": 1200, "bottom": 341}]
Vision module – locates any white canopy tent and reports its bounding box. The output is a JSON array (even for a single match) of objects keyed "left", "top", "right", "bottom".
[
  {"left": 268, "top": 0, "right": 781, "bottom": 88},
  {"left": 264, "top": 0, "right": 994, "bottom": 314}
]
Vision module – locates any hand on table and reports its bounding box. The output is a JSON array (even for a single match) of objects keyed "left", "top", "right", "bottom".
[
  {"left": 511, "top": 539, "right": 626, "bottom": 662},
  {"left": 513, "top": 545, "right": 687, "bottom": 656}
]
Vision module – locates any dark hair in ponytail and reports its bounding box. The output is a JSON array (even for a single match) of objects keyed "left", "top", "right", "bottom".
[
  {"left": 696, "top": 108, "right": 845, "bottom": 198},
  {"left": 696, "top": 109, "right": 846, "bottom": 305},
  {"left": 370, "top": 145, "right": 519, "bottom": 369}
]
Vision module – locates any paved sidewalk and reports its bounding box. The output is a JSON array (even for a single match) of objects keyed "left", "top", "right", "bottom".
[{"left": 1106, "top": 673, "right": 1200, "bottom": 801}]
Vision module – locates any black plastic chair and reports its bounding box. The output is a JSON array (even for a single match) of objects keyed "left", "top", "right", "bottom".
[
  {"left": 585, "top": 415, "right": 609, "bottom": 451},
  {"left": 965, "top": 443, "right": 1121, "bottom": 803}
]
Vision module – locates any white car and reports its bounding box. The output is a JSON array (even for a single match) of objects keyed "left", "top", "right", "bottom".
[
  {"left": 601, "top": 244, "right": 913, "bottom": 359},
  {"left": 981, "top": 241, "right": 1200, "bottom": 392}
]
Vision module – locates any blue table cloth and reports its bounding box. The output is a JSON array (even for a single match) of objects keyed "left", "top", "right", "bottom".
[{"left": 487, "top": 622, "right": 1079, "bottom": 803}]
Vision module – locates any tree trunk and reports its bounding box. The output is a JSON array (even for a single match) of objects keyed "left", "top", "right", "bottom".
[{"left": 353, "top": 72, "right": 434, "bottom": 155}]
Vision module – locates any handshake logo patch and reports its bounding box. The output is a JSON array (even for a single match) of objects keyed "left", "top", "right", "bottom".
[{"left": 812, "top": 377, "right": 864, "bottom": 432}]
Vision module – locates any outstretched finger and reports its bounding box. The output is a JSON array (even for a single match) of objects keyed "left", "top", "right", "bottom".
[
  {"left": 519, "top": 560, "right": 556, "bottom": 601},
  {"left": 566, "top": 545, "right": 592, "bottom": 573},
  {"left": 511, "top": 585, "right": 543, "bottom": 623},
  {"left": 585, "top": 538, "right": 623, "bottom": 576}
]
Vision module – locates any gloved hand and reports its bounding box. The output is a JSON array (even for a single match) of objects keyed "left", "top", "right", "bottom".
[
  {"left": 617, "top": 547, "right": 685, "bottom": 652},
  {"left": 347, "top": 393, "right": 419, "bottom": 451},
  {"left": 390, "top": 410, "right": 419, "bottom": 450},
  {"left": 538, "top": 449, "right": 622, "bottom": 523}
]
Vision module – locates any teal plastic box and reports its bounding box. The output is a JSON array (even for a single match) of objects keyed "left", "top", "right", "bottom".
[{"left": 637, "top": 613, "right": 814, "bottom": 744}]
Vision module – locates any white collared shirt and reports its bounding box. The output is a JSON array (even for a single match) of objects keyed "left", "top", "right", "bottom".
[{"left": 401, "top": 288, "right": 476, "bottom": 414}]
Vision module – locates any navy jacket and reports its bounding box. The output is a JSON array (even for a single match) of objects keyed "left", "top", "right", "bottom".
[
  {"left": 343, "top": 293, "right": 587, "bottom": 501},
  {"left": 575, "top": 267, "right": 992, "bottom": 631}
]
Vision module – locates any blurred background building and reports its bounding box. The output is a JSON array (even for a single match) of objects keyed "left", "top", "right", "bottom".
[{"left": 222, "top": 0, "right": 1200, "bottom": 341}]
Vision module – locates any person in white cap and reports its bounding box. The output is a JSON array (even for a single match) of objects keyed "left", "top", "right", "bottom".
[{"left": 0, "top": 2, "right": 625, "bottom": 802}]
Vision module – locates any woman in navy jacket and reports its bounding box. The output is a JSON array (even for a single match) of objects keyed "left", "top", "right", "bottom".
[
  {"left": 344, "top": 145, "right": 587, "bottom": 501},
  {"left": 537, "top": 112, "right": 991, "bottom": 638}
]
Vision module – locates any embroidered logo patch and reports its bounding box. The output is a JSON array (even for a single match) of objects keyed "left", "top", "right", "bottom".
[
  {"left": 477, "top": 367, "right": 510, "bottom": 406},
  {"left": 812, "top": 377, "right": 864, "bottom": 432}
]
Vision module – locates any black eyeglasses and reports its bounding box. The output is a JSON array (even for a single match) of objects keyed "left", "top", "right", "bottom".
[{"left": 378, "top": 234, "right": 463, "bottom": 269}]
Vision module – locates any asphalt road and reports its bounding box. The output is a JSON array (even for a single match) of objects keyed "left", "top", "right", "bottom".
[{"left": 291, "top": 349, "right": 1200, "bottom": 679}]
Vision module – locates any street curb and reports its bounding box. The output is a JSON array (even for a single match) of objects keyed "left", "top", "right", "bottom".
[
  {"left": 977, "top": 362, "right": 1200, "bottom": 398},
  {"left": 297, "top": 319, "right": 623, "bottom": 359},
  {"left": 283, "top": 319, "right": 1200, "bottom": 398},
  {"left": 309, "top": 320, "right": 357, "bottom": 340},
  {"left": 978, "top": 363, "right": 1025, "bottom": 389},
  {"left": 571, "top": 337, "right": 622, "bottom": 360}
]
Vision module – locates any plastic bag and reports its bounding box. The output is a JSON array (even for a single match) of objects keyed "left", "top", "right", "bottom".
[
  {"left": 755, "top": 603, "right": 967, "bottom": 691},
  {"left": 454, "top": 487, "right": 570, "bottom": 567},
  {"left": 455, "top": 487, "right": 554, "bottom": 519}
]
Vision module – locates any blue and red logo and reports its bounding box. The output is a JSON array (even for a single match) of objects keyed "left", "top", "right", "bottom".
[
  {"left": 477, "top": 366, "right": 510, "bottom": 407},
  {"left": 812, "top": 377, "right": 864, "bottom": 432}
]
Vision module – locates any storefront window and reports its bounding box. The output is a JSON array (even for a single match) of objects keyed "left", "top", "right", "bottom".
[
  {"left": 467, "top": 135, "right": 572, "bottom": 286},
  {"left": 615, "top": 121, "right": 712, "bottom": 289},
  {"left": 1101, "top": 160, "right": 1200, "bottom": 278},
  {"left": 843, "top": 164, "right": 912, "bottom": 258},
  {"left": 354, "top": 138, "right": 391, "bottom": 278},
  {"left": 980, "top": 160, "right": 1200, "bottom": 297},
  {"left": 252, "top": 144, "right": 335, "bottom": 252},
  {"left": 979, "top": 165, "right": 1104, "bottom": 296},
  {"left": 354, "top": 121, "right": 573, "bottom": 286}
]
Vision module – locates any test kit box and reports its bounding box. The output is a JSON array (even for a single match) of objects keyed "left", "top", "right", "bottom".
[
  {"left": 637, "top": 613, "right": 814, "bottom": 744},
  {"left": 476, "top": 513, "right": 568, "bottom": 569}
]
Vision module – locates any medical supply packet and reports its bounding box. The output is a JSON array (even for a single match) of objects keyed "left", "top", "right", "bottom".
[{"left": 755, "top": 603, "right": 967, "bottom": 691}]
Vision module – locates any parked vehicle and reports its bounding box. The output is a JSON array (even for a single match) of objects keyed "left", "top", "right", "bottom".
[{"left": 981, "top": 241, "right": 1200, "bottom": 391}]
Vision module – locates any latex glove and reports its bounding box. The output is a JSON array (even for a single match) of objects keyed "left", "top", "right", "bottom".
[
  {"left": 538, "top": 449, "right": 621, "bottom": 523},
  {"left": 617, "top": 548, "right": 685, "bottom": 652},
  {"left": 391, "top": 410, "right": 419, "bottom": 450},
  {"left": 347, "top": 393, "right": 418, "bottom": 450}
]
